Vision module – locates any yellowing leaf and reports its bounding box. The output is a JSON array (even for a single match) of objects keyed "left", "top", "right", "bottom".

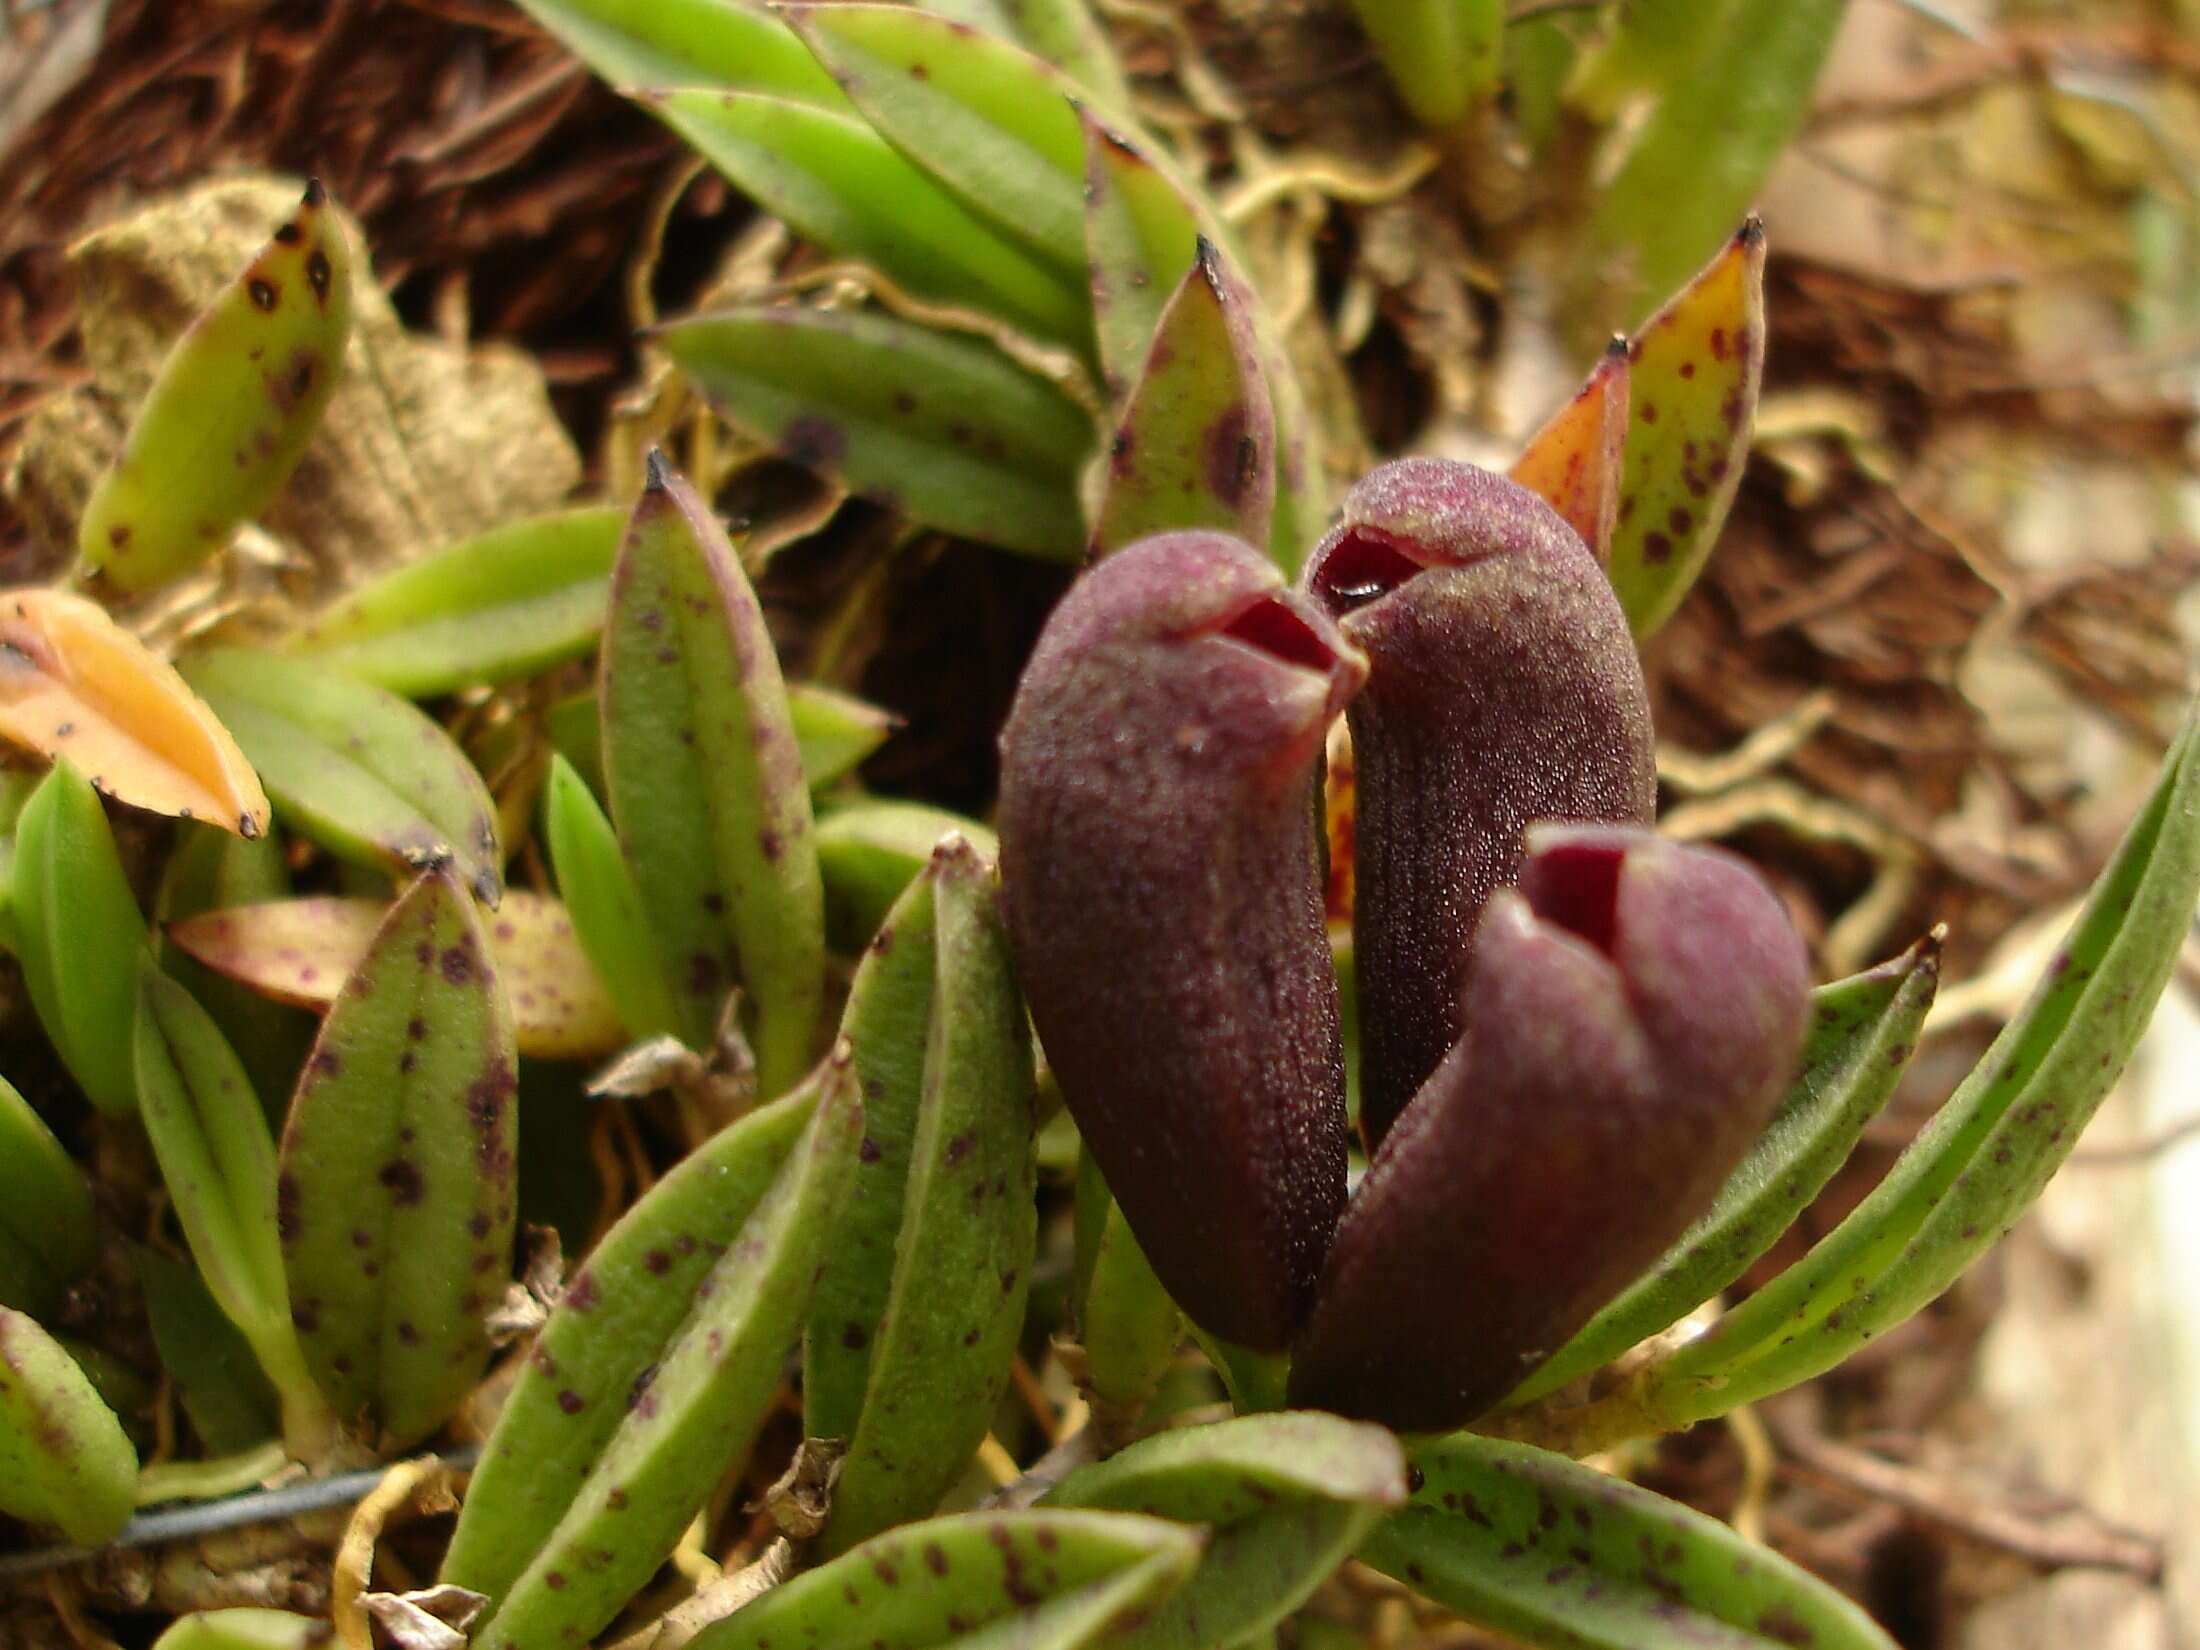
[
  {"left": 167, "top": 892, "right": 622, "bottom": 1059},
  {"left": 1509, "top": 336, "right": 1628, "bottom": 561},
  {"left": 0, "top": 589, "right": 268, "bottom": 836}
]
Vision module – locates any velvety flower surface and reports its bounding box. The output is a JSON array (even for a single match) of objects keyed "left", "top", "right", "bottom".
[
  {"left": 997, "top": 530, "right": 1365, "bottom": 1349},
  {"left": 1287, "top": 826, "right": 1810, "bottom": 1431},
  {"left": 1303, "top": 458, "right": 1657, "bottom": 1151}
]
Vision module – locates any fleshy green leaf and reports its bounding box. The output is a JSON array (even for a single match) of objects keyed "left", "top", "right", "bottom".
[
  {"left": 816, "top": 800, "right": 999, "bottom": 951},
  {"left": 1078, "top": 110, "right": 1200, "bottom": 409},
  {"left": 0, "top": 1075, "right": 98, "bottom": 1318},
  {"left": 1613, "top": 701, "right": 2200, "bottom": 1437},
  {"left": 179, "top": 647, "right": 503, "bottom": 906},
  {"left": 1505, "top": 934, "right": 1943, "bottom": 1407},
  {"left": 1363, "top": 1435, "right": 1896, "bottom": 1650},
  {"left": 77, "top": 180, "right": 352, "bottom": 594},
  {"left": 134, "top": 960, "right": 333, "bottom": 1458},
  {"left": 807, "top": 839, "right": 1038, "bottom": 1554},
  {"left": 166, "top": 891, "right": 623, "bottom": 1060},
  {"left": 1043, "top": 1413, "right": 1408, "bottom": 1650},
  {"left": 645, "top": 89, "right": 1089, "bottom": 347},
  {"left": 1582, "top": 0, "right": 1843, "bottom": 327},
  {"left": 689, "top": 1510, "right": 1202, "bottom": 1650},
  {"left": 441, "top": 1085, "right": 818, "bottom": 1610},
  {"left": 600, "top": 454, "right": 825, "bottom": 1089},
  {"left": 783, "top": 3, "right": 1090, "bottom": 274},
  {"left": 1091, "top": 238, "right": 1275, "bottom": 557},
  {"left": 289, "top": 506, "right": 625, "bottom": 696},
  {"left": 467, "top": 1054, "right": 862, "bottom": 1650},
  {"left": 512, "top": 0, "right": 841, "bottom": 104},
  {"left": 1606, "top": 221, "right": 1767, "bottom": 639},
  {"left": 1566, "top": 0, "right": 1732, "bottom": 120},
  {"left": 1508, "top": 337, "right": 1629, "bottom": 561},
  {"left": 0, "top": 1305, "right": 138, "bottom": 1546},
  {"left": 0, "top": 590, "right": 269, "bottom": 834},
  {"left": 1346, "top": 0, "right": 1502, "bottom": 129},
  {"left": 277, "top": 871, "right": 517, "bottom": 1449},
  {"left": 13, "top": 757, "right": 150, "bottom": 1116},
  {"left": 542, "top": 754, "right": 680, "bottom": 1044},
  {"left": 658, "top": 307, "right": 1091, "bottom": 560}
]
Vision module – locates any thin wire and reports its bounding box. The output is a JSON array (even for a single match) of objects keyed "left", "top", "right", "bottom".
[{"left": 0, "top": 1445, "right": 482, "bottom": 1584}]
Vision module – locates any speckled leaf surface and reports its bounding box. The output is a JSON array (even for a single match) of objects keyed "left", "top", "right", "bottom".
[
  {"left": 1363, "top": 1435, "right": 1895, "bottom": 1650},
  {"left": 810, "top": 839, "right": 1038, "bottom": 1554},
  {"left": 168, "top": 891, "right": 622, "bottom": 1060},
  {"left": 179, "top": 647, "right": 502, "bottom": 905},
  {"left": 1508, "top": 338, "right": 1628, "bottom": 562},
  {"left": 13, "top": 757, "right": 151, "bottom": 1116},
  {"left": 1505, "top": 933, "right": 1942, "bottom": 1408},
  {"left": 599, "top": 455, "right": 824, "bottom": 1090},
  {"left": 659, "top": 308, "right": 1090, "bottom": 559},
  {"left": 469, "top": 1055, "right": 861, "bottom": 1650},
  {"left": 647, "top": 89, "right": 1088, "bottom": 347},
  {"left": 1091, "top": 239, "right": 1275, "bottom": 557},
  {"left": 547, "top": 680, "right": 898, "bottom": 804},
  {"left": 0, "top": 1305, "right": 137, "bottom": 1547},
  {"left": 77, "top": 180, "right": 352, "bottom": 593},
  {"left": 1606, "top": 221, "right": 1766, "bottom": 639},
  {"left": 816, "top": 800, "right": 998, "bottom": 951},
  {"left": 290, "top": 506, "right": 624, "bottom": 696},
  {"left": 1043, "top": 1414, "right": 1408, "bottom": 1650},
  {"left": 1078, "top": 110, "right": 1198, "bottom": 408},
  {"left": 0, "top": 590, "right": 268, "bottom": 835},
  {"left": 276, "top": 871, "right": 517, "bottom": 1449},
  {"left": 688, "top": 1510, "right": 1201, "bottom": 1650},
  {"left": 441, "top": 1086, "right": 817, "bottom": 1611}
]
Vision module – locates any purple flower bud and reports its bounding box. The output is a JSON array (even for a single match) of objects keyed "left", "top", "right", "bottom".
[
  {"left": 1287, "top": 826, "right": 1809, "bottom": 1431},
  {"left": 998, "top": 531, "right": 1365, "bottom": 1349},
  {"left": 1303, "top": 459, "right": 1657, "bottom": 1151}
]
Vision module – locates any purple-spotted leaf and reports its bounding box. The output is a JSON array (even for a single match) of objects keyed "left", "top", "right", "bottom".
[
  {"left": 0, "top": 590, "right": 269, "bottom": 836},
  {"left": 440, "top": 1085, "right": 820, "bottom": 1611},
  {"left": 1508, "top": 336, "right": 1629, "bottom": 562},
  {"left": 134, "top": 960, "right": 335, "bottom": 1459},
  {"left": 600, "top": 454, "right": 825, "bottom": 1091},
  {"left": 686, "top": 1510, "right": 1200, "bottom": 1650},
  {"left": 76, "top": 179, "right": 352, "bottom": 594},
  {"left": 166, "top": 891, "right": 622, "bottom": 1060},
  {"left": 1079, "top": 110, "right": 1198, "bottom": 407},
  {"left": 1091, "top": 239, "right": 1275, "bottom": 557},
  {"left": 464, "top": 1052, "right": 862, "bottom": 1650},
  {"left": 815, "top": 799, "right": 998, "bottom": 952},
  {"left": 277, "top": 871, "right": 517, "bottom": 1450},
  {"left": 1075, "top": 110, "right": 1321, "bottom": 570},
  {"left": 806, "top": 838, "right": 1038, "bottom": 1555},
  {"left": 658, "top": 308, "right": 1090, "bottom": 559},
  {"left": 1363, "top": 1436, "right": 1896, "bottom": 1650},
  {"left": 1606, "top": 219, "right": 1766, "bottom": 639},
  {"left": 513, "top": 0, "right": 843, "bottom": 106},
  {"left": 178, "top": 648, "right": 502, "bottom": 905}
]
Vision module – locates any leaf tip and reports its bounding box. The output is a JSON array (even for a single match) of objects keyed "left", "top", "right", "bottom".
[
  {"left": 1737, "top": 212, "right": 1766, "bottom": 248},
  {"left": 303, "top": 176, "right": 326, "bottom": 208},
  {"left": 643, "top": 447, "right": 674, "bottom": 494}
]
